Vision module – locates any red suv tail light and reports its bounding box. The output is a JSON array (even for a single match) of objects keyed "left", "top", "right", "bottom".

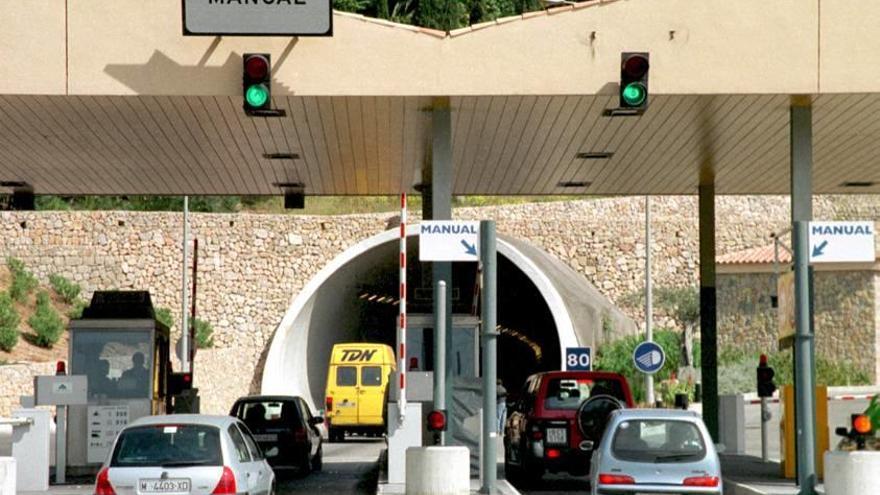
[
  {"left": 529, "top": 423, "right": 543, "bottom": 440},
  {"left": 212, "top": 466, "right": 237, "bottom": 494},
  {"left": 683, "top": 476, "right": 719, "bottom": 487},
  {"left": 95, "top": 467, "right": 116, "bottom": 495},
  {"left": 598, "top": 473, "right": 635, "bottom": 485}
]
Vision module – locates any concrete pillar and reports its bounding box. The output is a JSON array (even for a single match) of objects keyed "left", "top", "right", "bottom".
[
  {"left": 431, "top": 97, "right": 455, "bottom": 440},
  {"left": 698, "top": 182, "right": 718, "bottom": 441}
]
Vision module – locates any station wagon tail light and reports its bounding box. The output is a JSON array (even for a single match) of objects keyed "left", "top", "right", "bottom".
[
  {"left": 325, "top": 396, "right": 333, "bottom": 412},
  {"left": 598, "top": 473, "right": 635, "bottom": 485},
  {"left": 294, "top": 427, "right": 308, "bottom": 442},
  {"left": 95, "top": 467, "right": 116, "bottom": 495},
  {"left": 683, "top": 476, "right": 720, "bottom": 487},
  {"left": 546, "top": 448, "right": 561, "bottom": 459},
  {"left": 212, "top": 466, "right": 237, "bottom": 494}
]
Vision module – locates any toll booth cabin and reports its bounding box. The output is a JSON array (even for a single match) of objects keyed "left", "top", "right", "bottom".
[{"left": 66, "top": 291, "right": 170, "bottom": 472}]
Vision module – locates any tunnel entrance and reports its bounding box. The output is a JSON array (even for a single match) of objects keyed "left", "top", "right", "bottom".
[{"left": 262, "top": 227, "right": 634, "bottom": 409}]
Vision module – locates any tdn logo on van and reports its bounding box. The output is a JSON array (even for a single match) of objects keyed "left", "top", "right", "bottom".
[{"left": 341, "top": 349, "right": 377, "bottom": 362}]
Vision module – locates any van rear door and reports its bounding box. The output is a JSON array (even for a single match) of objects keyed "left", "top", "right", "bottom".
[
  {"left": 330, "top": 365, "right": 359, "bottom": 425},
  {"left": 358, "top": 365, "right": 385, "bottom": 425}
]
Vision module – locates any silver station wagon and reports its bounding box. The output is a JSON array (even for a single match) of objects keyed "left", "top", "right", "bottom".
[
  {"left": 94, "top": 414, "right": 275, "bottom": 495},
  {"left": 589, "top": 409, "right": 722, "bottom": 495}
]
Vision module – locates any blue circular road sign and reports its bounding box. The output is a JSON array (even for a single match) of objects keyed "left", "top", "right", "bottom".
[{"left": 633, "top": 341, "right": 665, "bottom": 374}]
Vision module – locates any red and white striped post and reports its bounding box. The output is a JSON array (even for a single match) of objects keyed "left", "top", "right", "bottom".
[{"left": 398, "top": 193, "right": 407, "bottom": 420}]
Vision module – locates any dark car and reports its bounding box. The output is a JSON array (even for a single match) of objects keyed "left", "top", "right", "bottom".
[
  {"left": 230, "top": 395, "right": 324, "bottom": 476},
  {"left": 503, "top": 371, "right": 634, "bottom": 481}
]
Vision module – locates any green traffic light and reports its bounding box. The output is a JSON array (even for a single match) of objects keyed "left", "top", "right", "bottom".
[
  {"left": 622, "top": 82, "right": 647, "bottom": 107},
  {"left": 245, "top": 84, "right": 269, "bottom": 108}
]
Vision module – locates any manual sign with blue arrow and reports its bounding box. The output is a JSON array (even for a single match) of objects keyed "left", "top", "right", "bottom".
[
  {"left": 809, "top": 221, "right": 875, "bottom": 263},
  {"left": 419, "top": 221, "right": 480, "bottom": 262}
]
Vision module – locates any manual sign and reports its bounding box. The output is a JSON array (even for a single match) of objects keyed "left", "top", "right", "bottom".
[
  {"left": 809, "top": 221, "right": 875, "bottom": 263},
  {"left": 419, "top": 221, "right": 480, "bottom": 262}
]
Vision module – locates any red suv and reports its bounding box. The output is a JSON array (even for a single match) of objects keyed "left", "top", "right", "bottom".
[{"left": 503, "top": 371, "right": 634, "bottom": 480}]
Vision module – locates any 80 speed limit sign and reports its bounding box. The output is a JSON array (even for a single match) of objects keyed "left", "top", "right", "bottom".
[{"left": 565, "top": 347, "right": 592, "bottom": 371}]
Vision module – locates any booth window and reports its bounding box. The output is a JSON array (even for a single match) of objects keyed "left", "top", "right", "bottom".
[{"left": 71, "top": 330, "right": 153, "bottom": 399}]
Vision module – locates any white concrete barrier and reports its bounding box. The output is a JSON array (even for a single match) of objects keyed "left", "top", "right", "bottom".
[
  {"left": 824, "top": 451, "right": 880, "bottom": 495},
  {"left": 405, "top": 446, "right": 469, "bottom": 495},
  {"left": 0, "top": 457, "right": 15, "bottom": 495}
]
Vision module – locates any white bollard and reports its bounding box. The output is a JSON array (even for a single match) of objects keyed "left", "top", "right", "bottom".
[
  {"left": 824, "top": 451, "right": 880, "bottom": 495},
  {"left": 405, "top": 446, "right": 469, "bottom": 495},
  {"left": 0, "top": 457, "right": 16, "bottom": 495}
]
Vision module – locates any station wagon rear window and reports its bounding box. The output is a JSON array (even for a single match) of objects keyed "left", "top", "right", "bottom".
[
  {"left": 543, "top": 377, "right": 626, "bottom": 410},
  {"left": 111, "top": 424, "right": 222, "bottom": 467},
  {"left": 611, "top": 420, "right": 706, "bottom": 463}
]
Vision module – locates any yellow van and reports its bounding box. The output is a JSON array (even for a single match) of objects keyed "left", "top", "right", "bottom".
[{"left": 324, "top": 343, "right": 396, "bottom": 442}]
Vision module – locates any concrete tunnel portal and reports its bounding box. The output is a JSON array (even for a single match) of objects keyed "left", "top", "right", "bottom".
[{"left": 261, "top": 226, "right": 636, "bottom": 409}]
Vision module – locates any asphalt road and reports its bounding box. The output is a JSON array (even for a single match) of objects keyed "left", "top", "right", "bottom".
[{"left": 276, "top": 437, "right": 384, "bottom": 495}]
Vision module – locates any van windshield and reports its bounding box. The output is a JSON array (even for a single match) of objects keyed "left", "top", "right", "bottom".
[{"left": 543, "top": 377, "right": 626, "bottom": 410}]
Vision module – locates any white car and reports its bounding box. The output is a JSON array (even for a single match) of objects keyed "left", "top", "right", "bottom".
[{"left": 94, "top": 414, "right": 275, "bottom": 495}]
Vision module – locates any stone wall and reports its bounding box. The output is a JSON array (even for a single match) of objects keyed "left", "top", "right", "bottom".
[
  {"left": 717, "top": 271, "right": 878, "bottom": 380},
  {"left": 0, "top": 362, "right": 56, "bottom": 416},
  {"left": 2, "top": 194, "right": 880, "bottom": 414}
]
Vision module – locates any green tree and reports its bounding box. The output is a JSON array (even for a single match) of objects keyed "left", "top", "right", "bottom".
[
  {"left": 7, "top": 258, "right": 38, "bottom": 303},
  {"left": 29, "top": 291, "right": 63, "bottom": 348},
  {"left": 0, "top": 292, "right": 20, "bottom": 352},
  {"left": 155, "top": 307, "right": 175, "bottom": 330},
  {"left": 654, "top": 286, "right": 700, "bottom": 367}
]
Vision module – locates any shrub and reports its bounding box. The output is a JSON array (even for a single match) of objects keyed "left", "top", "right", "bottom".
[
  {"left": 0, "top": 292, "right": 20, "bottom": 351},
  {"left": 29, "top": 291, "right": 63, "bottom": 348},
  {"left": 68, "top": 299, "right": 88, "bottom": 319},
  {"left": 594, "top": 329, "right": 683, "bottom": 404},
  {"left": 48, "top": 274, "right": 81, "bottom": 304},
  {"left": 192, "top": 317, "right": 214, "bottom": 349},
  {"left": 154, "top": 307, "right": 174, "bottom": 330},
  {"left": 7, "top": 258, "right": 37, "bottom": 303}
]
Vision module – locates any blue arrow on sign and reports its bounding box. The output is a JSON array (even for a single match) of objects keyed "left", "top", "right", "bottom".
[
  {"left": 461, "top": 239, "right": 477, "bottom": 256},
  {"left": 812, "top": 240, "right": 828, "bottom": 258}
]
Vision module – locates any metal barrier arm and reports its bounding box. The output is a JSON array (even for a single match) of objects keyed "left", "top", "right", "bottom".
[{"left": 0, "top": 417, "right": 34, "bottom": 427}]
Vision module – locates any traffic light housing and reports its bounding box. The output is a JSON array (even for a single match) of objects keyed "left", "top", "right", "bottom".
[
  {"left": 756, "top": 354, "right": 776, "bottom": 398},
  {"left": 836, "top": 414, "right": 874, "bottom": 450},
  {"left": 243, "top": 53, "right": 271, "bottom": 115},
  {"left": 168, "top": 371, "right": 193, "bottom": 396},
  {"left": 427, "top": 410, "right": 447, "bottom": 432},
  {"left": 619, "top": 53, "right": 649, "bottom": 111}
]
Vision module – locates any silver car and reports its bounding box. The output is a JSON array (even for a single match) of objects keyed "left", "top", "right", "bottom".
[
  {"left": 94, "top": 414, "right": 275, "bottom": 495},
  {"left": 589, "top": 409, "right": 722, "bottom": 494}
]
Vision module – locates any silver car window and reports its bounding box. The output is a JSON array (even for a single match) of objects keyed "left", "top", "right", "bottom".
[
  {"left": 611, "top": 420, "right": 706, "bottom": 463},
  {"left": 227, "top": 425, "right": 252, "bottom": 463},
  {"left": 237, "top": 423, "right": 265, "bottom": 461},
  {"left": 111, "top": 424, "right": 222, "bottom": 467}
]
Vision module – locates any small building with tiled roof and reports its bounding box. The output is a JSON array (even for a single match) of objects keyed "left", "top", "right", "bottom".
[{"left": 715, "top": 242, "right": 880, "bottom": 381}]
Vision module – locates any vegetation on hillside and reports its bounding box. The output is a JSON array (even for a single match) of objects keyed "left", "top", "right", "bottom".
[
  {"left": 7, "top": 258, "right": 38, "bottom": 303},
  {"left": 0, "top": 293, "right": 20, "bottom": 352},
  {"left": 29, "top": 291, "right": 64, "bottom": 348},
  {"left": 595, "top": 330, "right": 870, "bottom": 405},
  {"left": 155, "top": 306, "right": 215, "bottom": 350},
  {"left": 336, "top": 0, "right": 543, "bottom": 30},
  {"left": 34, "top": 195, "right": 584, "bottom": 215}
]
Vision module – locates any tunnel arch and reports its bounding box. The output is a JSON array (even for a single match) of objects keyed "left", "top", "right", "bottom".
[{"left": 260, "top": 226, "right": 635, "bottom": 409}]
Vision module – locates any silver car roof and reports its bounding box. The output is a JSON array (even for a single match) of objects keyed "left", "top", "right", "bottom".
[
  {"left": 126, "top": 414, "right": 238, "bottom": 428},
  {"left": 610, "top": 408, "right": 701, "bottom": 421}
]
